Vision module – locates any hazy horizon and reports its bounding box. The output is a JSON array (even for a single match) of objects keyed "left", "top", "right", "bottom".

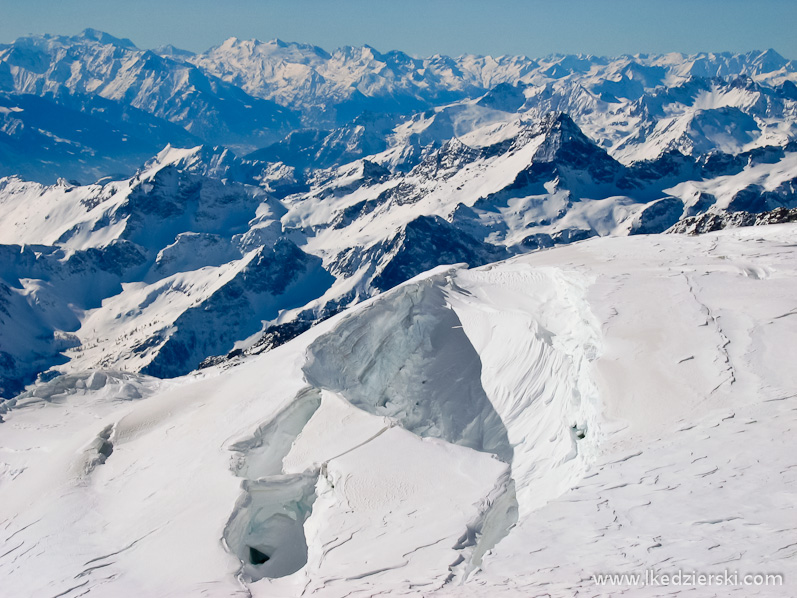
[
  {"left": 2, "top": 0, "right": 796, "bottom": 59},
  {"left": 3, "top": 27, "right": 796, "bottom": 63}
]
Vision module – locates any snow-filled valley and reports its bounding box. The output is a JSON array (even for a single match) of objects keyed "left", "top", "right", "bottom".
[
  {"left": 1, "top": 227, "right": 796, "bottom": 596},
  {"left": 1, "top": 28, "right": 797, "bottom": 597}
]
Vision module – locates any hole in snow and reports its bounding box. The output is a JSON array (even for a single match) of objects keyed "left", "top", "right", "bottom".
[
  {"left": 224, "top": 390, "right": 322, "bottom": 582},
  {"left": 224, "top": 474, "right": 317, "bottom": 580},
  {"left": 98, "top": 439, "right": 114, "bottom": 459},
  {"left": 248, "top": 546, "right": 270, "bottom": 565}
]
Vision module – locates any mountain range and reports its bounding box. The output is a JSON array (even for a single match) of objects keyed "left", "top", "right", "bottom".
[
  {"left": 1, "top": 31, "right": 797, "bottom": 396},
  {"left": 2, "top": 30, "right": 796, "bottom": 182}
]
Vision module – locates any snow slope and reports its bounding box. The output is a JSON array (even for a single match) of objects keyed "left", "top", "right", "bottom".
[{"left": 1, "top": 225, "right": 795, "bottom": 597}]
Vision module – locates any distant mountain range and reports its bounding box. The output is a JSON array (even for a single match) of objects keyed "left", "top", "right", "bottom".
[{"left": 1, "top": 29, "right": 795, "bottom": 182}]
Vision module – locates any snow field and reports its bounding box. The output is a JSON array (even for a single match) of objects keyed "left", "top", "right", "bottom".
[{"left": 1, "top": 226, "right": 796, "bottom": 596}]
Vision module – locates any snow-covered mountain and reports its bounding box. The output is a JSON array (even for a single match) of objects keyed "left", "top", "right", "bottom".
[
  {"left": 188, "top": 38, "right": 797, "bottom": 121},
  {"left": 187, "top": 40, "right": 797, "bottom": 162},
  {"left": 0, "top": 30, "right": 298, "bottom": 182},
  {"left": 3, "top": 106, "right": 797, "bottom": 395},
  {"left": 0, "top": 152, "right": 332, "bottom": 388},
  {"left": 2, "top": 226, "right": 796, "bottom": 596}
]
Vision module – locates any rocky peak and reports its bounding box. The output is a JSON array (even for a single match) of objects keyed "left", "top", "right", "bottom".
[
  {"left": 412, "top": 137, "right": 481, "bottom": 180},
  {"left": 371, "top": 215, "right": 507, "bottom": 292},
  {"left": 528, "top": 113, "right": 621, "bottom": 183}
]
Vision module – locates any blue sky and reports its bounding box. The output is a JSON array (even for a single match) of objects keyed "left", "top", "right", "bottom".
[{"left": 1, "top": 0, "right": 795, "bottom": 58}]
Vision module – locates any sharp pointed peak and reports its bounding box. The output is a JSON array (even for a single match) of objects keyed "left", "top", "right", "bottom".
[
  {"left": 539, "top": 111, "right": 580, "bottom": 130},
  {"left": 758, "top": 48, "right": 785, "bottom": 59}
]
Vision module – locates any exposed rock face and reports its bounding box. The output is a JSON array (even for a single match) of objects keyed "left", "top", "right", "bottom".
[
  {"left": 668, "top": 207, "right": 797, "bottom": 235},
  {"left": 629, "top": 197, "right": 685, "bottom": 235},
  {"left": 141, "top": 240, "right": 333, "bottom": 379},
  {"left": 370, "top": 216, "right": 509, "bottom": 292}
]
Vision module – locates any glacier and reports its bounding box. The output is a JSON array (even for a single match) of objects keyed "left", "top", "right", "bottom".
[{"left": 1, "top": 226, "right": 796, "bottom": 596}]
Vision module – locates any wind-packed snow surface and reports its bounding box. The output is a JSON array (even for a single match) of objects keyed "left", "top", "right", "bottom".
[{"left": 1, "top": 226, "right": 795, "bottom": 597}]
